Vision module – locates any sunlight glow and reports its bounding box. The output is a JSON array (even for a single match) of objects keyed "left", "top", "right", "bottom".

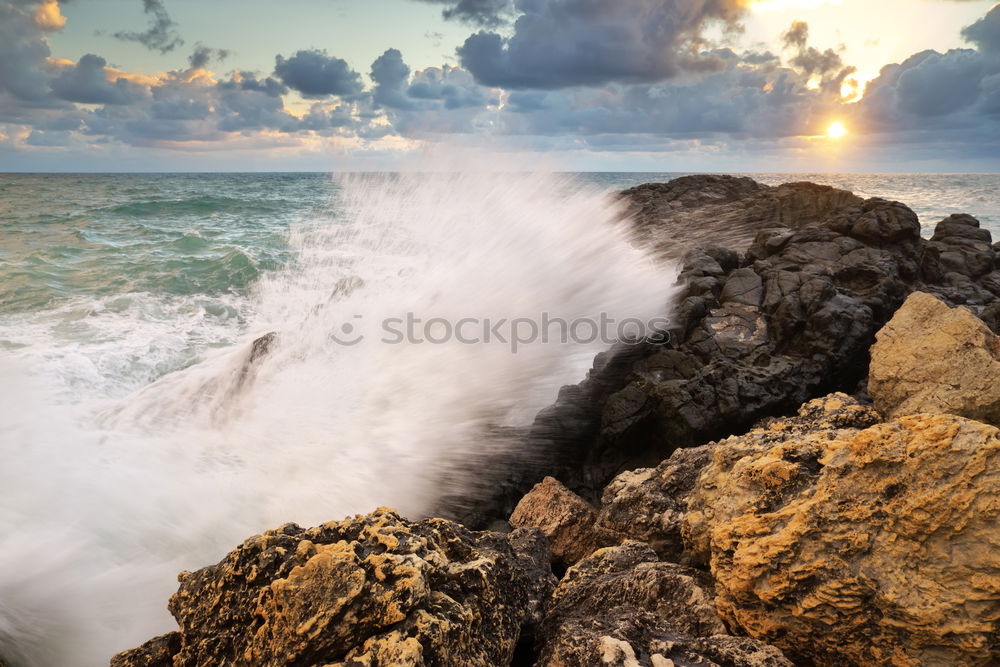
[
  {"left": 827, "top": 122, "right": 848, "bottom": 139},
  {"left": 747, "top": 0, "right": 843, "bottom": 11},
  {"left": 34, "top": 0, "right": 66, "bottom": 30}
]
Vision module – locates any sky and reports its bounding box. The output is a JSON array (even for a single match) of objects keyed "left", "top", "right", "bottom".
[{"left": 0, "top": 0, "right": 998, "bottom": 172}]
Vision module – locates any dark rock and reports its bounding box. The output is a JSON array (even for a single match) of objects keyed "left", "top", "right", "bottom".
[
  {"left": 111, "top": 633, "right": 181, "bottom": 667},
  {"left": 248, "top": 331, "right": 276, "bottom": 365},
  {"left": 525, "top": 184, "right": 1000, "bottom": 507},
  {"left": 719, "top": 268, "right": 764, "bottom": 308},
  {"left": 536, "top": 541, "right": 793, "bottom": 666},
  {"left": 925, "top": 213, "right": 995, "bottom": 280},
  {"left": 621, "top": 175, "right": 863, "bottom": 259},
  {"left": 595, "top": 445, "right": 714, "bottom": 563},
  {"left": 443, "top": 177, "right": 1000, "bottom": 528},
  {"left": 112, "top": 509, "right": 555, "bottom": 666}
]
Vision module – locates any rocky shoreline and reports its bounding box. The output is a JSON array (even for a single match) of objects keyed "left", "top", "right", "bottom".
[{"left": 113, "top": 176, "right": 1000, "bottom": 666}]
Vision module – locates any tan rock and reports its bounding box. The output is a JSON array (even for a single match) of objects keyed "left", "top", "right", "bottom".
[
  {"left": 509, "top": 476, "right": 614, "bottom": 567},
  {"left": 684, "top": 411, "right": 1000, "bottom": 666},
  {"left": 599, "top": 393, "right": 878, "bottom": 564},
  {"left": 869, "top": 290, "right": 1000, "bottom": 424},
  {"left": 111, "top": 508, "right": 555, "bottom": 667}
]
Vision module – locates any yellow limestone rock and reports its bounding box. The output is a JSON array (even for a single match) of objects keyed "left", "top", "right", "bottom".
[
  {"left": 684, "top": 410, "right": 1000, "bottom": 666},
  {"left": 869, "top": 290, "right": 1000, "bottom": 424}
]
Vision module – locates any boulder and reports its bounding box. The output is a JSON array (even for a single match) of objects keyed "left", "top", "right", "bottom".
[
  {"left": 509, "top": 476, "right": 615, "bottom": 569},
  {"left": 869, "top": 291, "right": 1000, "bottom": 424},
  {"left": 536, "top": 541, "right": 792, "bottom": 667},
  {"left": 683, "top": 411, "right": 1000, "bottom": 666},
  {"left": 112, "top": 509, "right": 555, "bottom": 667},
  {"left": 598, "top": 394, "right": 879, "bottom": 563},
  {"left": 459, "top": 185, "right": 1000, "bottom": 527},
  {"left": 595, "top": 444, "right": 714, "bottom": 563},
  {"left": 440, "top": 178, "right": 1000, "bottom": 532}
]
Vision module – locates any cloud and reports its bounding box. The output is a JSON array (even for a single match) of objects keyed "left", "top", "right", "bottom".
[
  {"left": 371, "top": 48, "right": 418, "bottom": 110},
  {"left": 25, "top": 128, "right": 74, "bottom": 146},
  {"left": 408, "top": 65, "right": 497, "bottom": 109},
  {"left": 50, "top": 54, "right": 145, "bottom": 105},
  {"left": 366, "top": 49, "right": 500, "bottom": 135},
  {"left": 847, "top": 5, "right": 1000, "bottom": 161},
  {"left": 273, "top": 49, "right": 364, "bottom": 98},
  {"left": 412, "top": 0, "right": 515, "bottom": 27},
  {"left": 456, "top": 0, "right": 748, "bottom": 89},
  {"left": 113, "top": 0, "right": 184, "bottom": 54},
  {"left": 778, "top": 20, "right": 854, "bottom": 95},
  {"left": 3, "top": 0, "right": 999, "bottom": 169},
  {"left": 217, "top": 72, "right": 288, "bottom": 97},
  {"left": 858, "top": 47, "right": 994, "bottom": 127},
  {"left": 962, "top": 3, "right": 1000, "bottom": 54},
  {"left": 495, "top": 53, "right": 837, "bottom": 140},
  {"left": 782, "top": 20, "right": 809, "bottom": 50},
  {"left": 188, "top": 45, "right": 230, "bottom": 71},
  {"left": 0, "top": 0, "right": 65, "bottom": 103}
]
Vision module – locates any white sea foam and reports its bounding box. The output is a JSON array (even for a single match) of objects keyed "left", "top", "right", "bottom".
[{"left": 0, "top": 167, "right": 678, "bottom": 665}]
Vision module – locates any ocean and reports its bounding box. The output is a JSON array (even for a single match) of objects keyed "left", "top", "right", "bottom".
[{"left": 0, "top": 170, "right": 998, "bottom": 665}]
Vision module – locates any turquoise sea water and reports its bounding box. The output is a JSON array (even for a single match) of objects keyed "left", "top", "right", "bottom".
[
  {"left": 4, "top": 172, "right": 998, "bottom": 311},
  {"left": 1, "top": 171, "right": 998, "bottom": 400}
]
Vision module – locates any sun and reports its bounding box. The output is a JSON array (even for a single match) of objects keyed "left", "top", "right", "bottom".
[{"left": 827, "top": 122, "right": 848, "bottom": 139}]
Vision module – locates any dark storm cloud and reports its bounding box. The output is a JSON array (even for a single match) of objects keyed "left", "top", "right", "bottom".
[
  {"left": 217, "top": 72, "right": 288, "bottom": 97},
  {"left": 215, "top": 86, "right": 297, "bottom": 132},
  {"left": 790, "top": 47, "right": 846, "bottom": 78},
  {"left": 412, "top": 0, "right": 515, "bottom": 27},
  {"left": 849, "top": 4, "right": 1000, "bottom": 159},
  {"left": 858, "top": 48, "right": 994, "bottom": 126},
  {"left": 366, "top": 49, "right": 500, "bottom": 135},
  {"left": 456, "top": 0, "right": 748, "bottom": 89},
  {"left": 371, "top": 48, "right": 418, "bottom": 110},
  {"left": 50, "top": 54, "right": 145, "bottom": 105},
  {"left": 496, "top": 54, "right": 836, "bottom": 140},
  {"left": 113, "top": 0, "right": 184, "bottom": 54},
  {"left": 273, "top": 49, "right": 364, "bottom": 98},
  {"left": 0, "top": 0, "right": 62, "bottom": 104},
  {"left": 370, "top": 47, "right": 497, "bottom": 113},
  {"left": 962, "top": 3, "right": 1000, "bottom": 54}
]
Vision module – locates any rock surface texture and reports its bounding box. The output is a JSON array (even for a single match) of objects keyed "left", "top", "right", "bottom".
[
  {"left": 600, "top": 393, "right": 1000, "bottom": 665},
  {"left": 508, "top": 476, "right": 615, "bottom": 569},
  {"left": 112, "top": 509, "right": 555, "bottom": 667},
  {"left": 597, "top": 393, "right": 880, "bottom": 563},
  {"left": 870, "top": 290, "right": 1000, "bottom": 424},
  {"left": 537, "top": 541, "right": 793, "bottom": 667},
  {"left": 620, "top": 176, "right": 864, "bottom": 259},
  {"left": 690, "top": 411, "right": 1000, "bottom": 666}
]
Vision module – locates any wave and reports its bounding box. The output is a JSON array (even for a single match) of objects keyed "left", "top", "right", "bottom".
[{"left": 0, "top": 168, "right": 678, "bottom": 665}]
